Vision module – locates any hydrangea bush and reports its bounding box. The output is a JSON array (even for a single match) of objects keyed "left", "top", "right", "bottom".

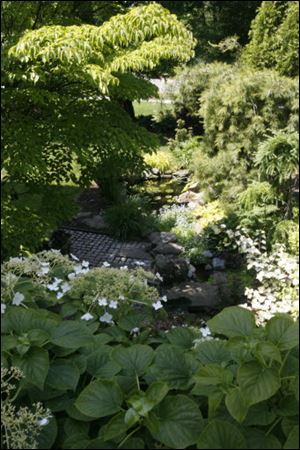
[
  {"left": 222, "top": 227, "right": 299, "bottom": 324},
  {"left": 1, "top": 250, "right": 299, "bottom": 449}
]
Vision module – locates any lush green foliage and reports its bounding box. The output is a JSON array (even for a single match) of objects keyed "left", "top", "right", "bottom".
[
  {"left": 104, "top": 195, "right": 157, "bottom": 240},
  {"left": 158, "top": 1, "right": 262, "bottom": 61},
  {"left": 171, "top": 62, "right": 234, "bottom": 127},
  {"left": 1, "top": 252, "right": 299, "bottom": 449},
  {"left": 2, "top": 3, "right": 196, "bottom": 259},
  {"left": 3, "top": 3, "right": 195, "bottom": 187},
  {"left": 273, "top": 220, "right": 299, "bottom": 255},
  {"left": 199, "top": 67, "right": 298, "bottom": 159},
  {"left": 1, "top": 184, "right": 79, "bottom": 261},
  {"left": 242, "top": 1, "right": 299, "bottom": 77},
  {"left": 144, "top": 149, "right": 178, "bottom": 173}
]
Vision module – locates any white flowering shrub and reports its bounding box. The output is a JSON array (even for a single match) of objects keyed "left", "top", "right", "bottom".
[
  {"left": 1, "top": 367, "right": 52, "bottom": 449},
  {"left": 223, "top": 227, "right": 299, "bottom": 324},
  {"left": 1, "top": 251, "right": 166, "bottom": 325},
  {"left": 1, "top": 250, "right": 299, "bottom": 449}
]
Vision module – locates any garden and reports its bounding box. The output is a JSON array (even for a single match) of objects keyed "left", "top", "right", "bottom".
[{"left": 1, "top": 1, "right": 299, "bottom": 449}]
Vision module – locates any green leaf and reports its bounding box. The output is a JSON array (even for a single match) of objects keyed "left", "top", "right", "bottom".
[
  {"left": 245, "top": 428, "right": 282, "bottom": 449},
  {"left": 68, "top": 354, "right": 87, "bottom": 375},
  {"left": 150, "top": 345, "right": 197, "bottom": 389},
  {"left": 86, "top": 439, "right": 115, "bottom": 449},
  {"left": 277, "top": 396, "right": 299, "bottom": 417},
  {"left": 194, "top": 340, "right": 230, "bottom": 364},
  {"left": 12, "top": 347, "right": 49, "bottom": 390},
  {"left": 75, "top": 380, "right": 123, "bottom": 419},
  {"left": 117, "top": 310, "right": 148, "bottom": 331},
  {"left": 197, "top": 420, "right": 246, "bottom": 449},
  {"left": 238, "top": 361, "right": 281, "bottom": 406},
  {"left": 28, "top": 329, "right": 50, "bottom": 346},
  {"left": 50, "top": 321, "right": 93, "bottom": 348},
  {"left": 207, "top": 306, "right": 256, "bottom": 338},
  {"left": 146, "top": 395, "right": 203, "bottom": 449},
  {"left": 225, "top": 388, "right": 249, "bottom": 423},
  {"left": 146, "top": 381, "right": 169, "bottom": 406},
  {"left": 119, "top": 438, "right": 145, "bottom": 449},
  {"left": 208, "top": 391, "right": 224, "bottom": 418},
  {"left": 266, "top": 315, "right": 299, "bottom": 350},
  {"left": 282, "top": 417, "right": 299, "bottom": 438},
  {"left": 244, "top": 402, "right": 277, "bottom": 426},
  {"left": 112, "top": 344, "right": 154, "bottom": 376},
  {"left": 165, "top": 327, "right": 198, "bottom": 349},
  {"left": 124, "top": 407, "right": 140, "bottom": 428},
  {"left": 66, "top": 403, "right": 96, "bottom": 422},
  {"left": 6, "top": 308, "right": 59, "bottom": 334},
  {"left": 255, "top": 341, "right": 282, "bottom": 363},
  {"left": 37, "top": 416, "right": 58, "bottom": 449},
  {"left": 64, "top": 418, "right": 90, "bottom": 439},
  {"left": 194, "top": 364, "right": 233, "bottom": 386},
  {"left": 46, "top": 394, "right": 74, "bottom": 412},
  {"left": 86, "top": 347, "right": 121, "bottom": 377},
  {"left": 62, "top": 435, "right": 90, "bottom": 449},
  {"left": 103, "top": 412, "right": 128, "bottom": 441},
  {"left": 115, "top": 375, "right": 137, "bottom": 394},
  {"left": 45, "top": 360, "right": 80, "bottom": 391},
  {"left": 284, "top": 426, "right": 299, "bottom": 449},
  {"left": 1, "top": 335, "right": 18, "bottom": 351}
]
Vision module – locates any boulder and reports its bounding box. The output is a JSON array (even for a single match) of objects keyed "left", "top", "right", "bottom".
[
  {"left": 167, "top": 273, "right": 231, "bottom": 312},
  {"left": 153, "top": 242, "right": 184, "bottom": 255},
  {"left": 173, "top": 169, "right": 190, "bottom": 180},
  {"left": 81, "top": 214, "right": 107, "bottom": 231},
  {"left": 212, "top": 257, "right": 226, "bottom": 270},
  {"left": 148, "top": 231, "right": 177, "bottom": 246},
  {"left": 183, "top": 180, "right": 201, "bottom": 193},
  {"left": 155, "top": 255, "right": 189, "bottom": 284},
  {"left": 177, "top": 191, "right": 205, "bottom": 206},
  {"left": 151, "top": 168, "right": 161, "bottom": 176},
  {"left": 166, "top": 282, "right": 221, "bottom": 311}
]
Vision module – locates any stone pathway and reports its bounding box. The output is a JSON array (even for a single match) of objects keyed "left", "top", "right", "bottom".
[{"left": 62, "top": 228, "right": 153, "bottom": 269}]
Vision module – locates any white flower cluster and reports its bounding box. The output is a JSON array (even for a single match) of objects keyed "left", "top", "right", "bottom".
[
  {"left": 192, "top": 325, "right": 218, "bottom": 347},
  {"left": 224, "top": 227, "right": 299, "bottom": 324}
]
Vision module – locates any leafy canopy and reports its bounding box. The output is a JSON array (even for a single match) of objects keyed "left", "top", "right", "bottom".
[{"left": 242, "top": 1, "right": 299, "bottom": 77}]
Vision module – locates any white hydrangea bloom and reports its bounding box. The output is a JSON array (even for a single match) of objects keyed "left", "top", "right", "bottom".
[
  {"left": 109, "top": 301, "right": 118, "bottom": 309},
  {"left": 81, "top": 312, "right": 94, "bottom": 321},
  {"left": 99, "top": 312, "right": 114, "bottom": 324},
  {"left": 152, "top": 301, "right": 163, "bottom": 310},
  {"left": 12, "top": 292, "right": 25, "bottom": 306},
  {"left": 98, "top": 298, "right": 108, "bottom": 306}
]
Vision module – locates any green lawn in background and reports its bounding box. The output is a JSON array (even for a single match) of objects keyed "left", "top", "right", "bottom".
[{"left": 133, "top": 100, "right": 174, "bottom": 117}]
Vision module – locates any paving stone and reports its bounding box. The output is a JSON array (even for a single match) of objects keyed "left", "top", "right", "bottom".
[{"left": 61, "top": 228, "right": 153, "bottom": 269}]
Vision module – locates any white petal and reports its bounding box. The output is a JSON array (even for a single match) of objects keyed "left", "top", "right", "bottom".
[
  {"left": 81, "top": 313, "right": 94, "bottom": 321},
  {"left": 98, "top": 298, "right": 108, "bottom": 306},
  {"left": 99, "top": 312, "right": 113, "bottom": 323},
  {"left": 152, "top": 301, "right": 163, "bottom": 310},
  {"left": 37, "top": 418, "right": 50, "bottom": 427},
  {"left": 12, "top": 292, "right": 25, "bottom": 306},
  {"left": 109, "top": 301, "right": 118, "bottom": 309}
]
